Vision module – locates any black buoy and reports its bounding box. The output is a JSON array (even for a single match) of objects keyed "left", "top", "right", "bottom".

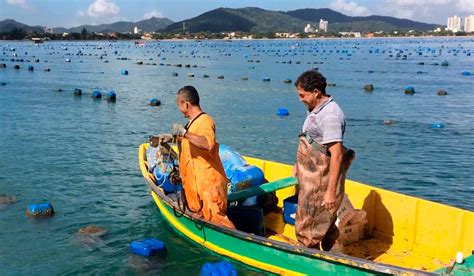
[
  {"left": 241, "top": 76, "right": 248, "bottom": 80},
  {"left": 74, "top": 88, "right": 82, "bottom": 96},
  {"left": 149, "top": 98, "right": 161, "bottom": 106},
  {"left": 283, "top": 79, "right": 292, "bottom": 84},
  {"left": 217, "top": 75, "right": 224, "bottom": 79},
  {"left": 364, "top": 84, "right": 374, "bottom": 91},
  {"left": 172, "top": 72, "right": 178, "bottom": 77},
  {"left": 91, "top": 90, "right": 102, "bottom": 99},
  {"left": 437, "top": 89, "right": 448, "bottom": 96},
  {"left": 327, "top": 83, "right": 336, "bottom": 87},
  {"left": 14, "top": 65, "right": 20, "bottom": 70}
]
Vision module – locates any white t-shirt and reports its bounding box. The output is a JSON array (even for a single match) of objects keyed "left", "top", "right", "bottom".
[{"left": 302, "top": 97, "right": 346, "bottom": 145}]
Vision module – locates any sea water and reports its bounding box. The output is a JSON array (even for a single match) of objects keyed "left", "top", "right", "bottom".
[{"left": 0, "top": 38, "right": 473, "bottom": 274}]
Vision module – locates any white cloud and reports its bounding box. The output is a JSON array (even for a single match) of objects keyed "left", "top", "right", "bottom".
[
  {"left": 86, "top": 0, "right": 120, "bottom": 17},
  {"left": 7, "top": 0, "right": 29, "bottom": 9},
  {"left": 143, "top": 10, "right": 163, "bottom": 19},
  {"left": 330, "top": 0, "right": 371, "bottom": 16}
]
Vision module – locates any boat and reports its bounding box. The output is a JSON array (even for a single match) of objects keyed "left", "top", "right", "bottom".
[{"left": 138, "top": 142, "right": 474, "bottom": 275}]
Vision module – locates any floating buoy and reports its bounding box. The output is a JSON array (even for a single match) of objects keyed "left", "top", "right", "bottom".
[
  {"left": 461, "top": 71, "right": 471, "bottom": 76},
  {"left": 187, "top": 73, "right": 194, "bottom": 78},
  {"left": 417, "top": 62, "right": 425, "bottom": 65},
  {"left": 441, "top": 60, "right": 449, "bottom": 66},
  {"left": 14, "top": 65, "right": 20, "bottom": 70},
  {"left": 107, "top": 91, "right": 116, "bottom": 102},
  {"left": 277, "top": 108, "right": 289, "bottom": 116},
  {"left": 404, "top": 86, "right": 415, "bottom": 94},
  {"left": 121, "top": 69, "right": 128, "bottom": 75},
  {"left": 283, "top": 78, "right": 292, "bottom": 84},
  {"left": 327, "top": 83, "right": 336, "bottom": 87},
  {"left": 437, "top": 90, "right": 448, "bottom": 96},
  {"left": 217, "top": 75, "right": 224, "bottom": 79},
  {"left": 74, "top": 88, "right": 82, "bottom": 96},
  {"left": 28, "top": 65, "right": 34, "bottom": 71},
  {"left": 241, "top": 76, "right": 248, "bottom": 81},
  {"left": 368, "top": 70, "right": 375, "bottom": 73},
  {"left": 262, "top": 77, "right": 270, "bottom": 82},
  {"left": 0, "top": 82, "right": 7, "bottom": 86},
  {"left": 431, "top": 123, "right": 444, "bottom": 129},
  {"left": 0, "top": 63, "right": 6, "bottom": 68},
  {"left": 130, "top": 238, "right": 167, "bottom": 257},
  {"left": 56, "top": 88, "right": 63, "bottom": 92},
  {"left": 136, "top": 60, "right": 143, "bottom": 65},
  {"left": 203, "top": 74, "right": 210, "bottom": 78},
  {"left": 44, "top": 68, "right": 50, "bottom": 72},
  {"left": 200, "top": 261, "right": 236, "bottom": 276},
  {"left": 26, "top": 203, "right": 54, "bottom": 217},
  {"left": 364, "top": 84, "right": 374, "bottom": 91},
  {"left": 416, "top": 71, "right": 423, "bottom": 74},
  {"left": 65, "top": 58, "right": 71, "bottom": 62},
  {"left": 149, "top": 98, "right": 161, "bottom": 106},
  {"left": 91, "top": 90, "right": 102, "bottom": 99},
  {"left": 384, "top": 120, "right": 395, "bottom": 125},
  {"left": 172, "top": 72, "right": 178, "bottom": 77}
]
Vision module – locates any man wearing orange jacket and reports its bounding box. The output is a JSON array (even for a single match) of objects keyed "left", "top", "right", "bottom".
[{"left": 172, "top": 85, "right": 235, "bottom": 229}]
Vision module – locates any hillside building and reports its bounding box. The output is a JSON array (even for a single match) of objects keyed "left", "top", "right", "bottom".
[
  {"left": 319, "top": 19, "right": 328, "bottom": 32},
  {"left": 465, "top": 15, "right": 474, "bottom": 33},
  {"left": 304, "top": 24, "right": 314, "bottom": 33}
]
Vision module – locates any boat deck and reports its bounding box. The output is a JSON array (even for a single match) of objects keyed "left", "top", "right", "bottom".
[{"left": 264, "top": 211, "right": 446, "bottom": 272}]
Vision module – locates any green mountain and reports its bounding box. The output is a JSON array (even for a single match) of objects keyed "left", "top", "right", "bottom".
[
  {"left": 0, "top": 19, "right": 43, "bottom": 33},
  {"left": 164, "top": 7, "right": 308, "bottom": 33},
  {"left": 284, "top": 8, "right": 440, "bottom": 31},
  {"left": 60, "top": 17, "right": 173, "bottom": 34},
  {"left": 166, "top": 7, "right": 441, "bottom": 33}
]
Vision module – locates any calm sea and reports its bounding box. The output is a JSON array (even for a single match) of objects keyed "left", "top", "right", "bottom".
[{"left": 0, "top": 38, "right": 473, "bottom": 274}]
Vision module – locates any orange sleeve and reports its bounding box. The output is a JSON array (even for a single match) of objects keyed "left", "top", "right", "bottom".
[{"left": 195, "top": 115, "right": 216, "bottom": 154}]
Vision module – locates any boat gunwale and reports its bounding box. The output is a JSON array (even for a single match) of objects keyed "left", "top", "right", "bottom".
[{"left": 138, "top": 143, "right": 433, "bottom": 275}]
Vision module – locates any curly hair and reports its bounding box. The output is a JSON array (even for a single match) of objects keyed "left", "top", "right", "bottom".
[{"left": 295, "top": 69, "right": 327, "bottom": 94}]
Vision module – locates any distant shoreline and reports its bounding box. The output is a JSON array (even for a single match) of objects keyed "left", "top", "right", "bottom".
[{"left": 1, "top": 35, "right": 473, "bottom": 42}]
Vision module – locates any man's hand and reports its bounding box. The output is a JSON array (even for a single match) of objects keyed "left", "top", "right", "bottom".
[
  {"left": 321, "top": 189, "right": 337, "bottom": 210},
  {"left": 172, "top": 124, "right": 187, "bottom": 137}
]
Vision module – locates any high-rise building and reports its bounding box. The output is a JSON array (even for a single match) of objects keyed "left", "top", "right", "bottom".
[
  {"left": 447, "top": 16, "right": 462, "bottom": 32},
  {"left": 465, "top": 15, "right": 474, "bottom": 33},
  {"left": 319, "top": 19, "right": 328, "bottom": 32}
]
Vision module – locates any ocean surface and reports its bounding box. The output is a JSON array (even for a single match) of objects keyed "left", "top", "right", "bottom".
[{"left": 0, "top": 38, "right": 473, "bottom": 274}]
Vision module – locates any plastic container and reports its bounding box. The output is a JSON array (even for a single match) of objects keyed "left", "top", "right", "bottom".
[
  {"left": 130, "top": 238, "right": 167, "bottom": 257},
  {"left": 154, "top": 164, "right": 181, "bottom": 193},
  {"left": 227, "top": 206, "right": 265, "bottom": 236},
  {"left": 283, "top": 195, "right": 298, "bottom": 225},
  {"left": 200, "top": 261, "right": 237, "bottom": 276},
  {"left": 26, "top": 203, "right": 55, "bottom": 217}
]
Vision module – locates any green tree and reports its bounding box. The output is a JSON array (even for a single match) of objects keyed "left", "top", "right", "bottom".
[{"left": 81, "top": 28, "right": 89, "bottom": 39}]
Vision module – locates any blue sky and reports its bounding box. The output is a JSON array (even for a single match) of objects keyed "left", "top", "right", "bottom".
[{"left": 1, "top": 0, "right": 474, "bottom": 27}]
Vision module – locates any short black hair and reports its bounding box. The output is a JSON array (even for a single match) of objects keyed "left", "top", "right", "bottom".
[
  {"left": 177, "top": 85, "right": 200, "bottom": 106},
  {"left": 295, "top": 70, "right": 327, "bottom": 94}
]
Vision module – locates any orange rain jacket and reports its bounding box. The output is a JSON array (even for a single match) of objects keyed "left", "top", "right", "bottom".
[{"left": 179, "top": 113, "right": 235, "bottom": 229}]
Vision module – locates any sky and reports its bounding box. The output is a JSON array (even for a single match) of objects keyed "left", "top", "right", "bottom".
[{"left": 1, "top": 0, "right": 474, "bottom": 28}]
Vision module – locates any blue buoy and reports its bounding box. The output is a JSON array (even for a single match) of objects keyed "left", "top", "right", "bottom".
[
  {"left": 431, "top": 123, "right": 444, "bottom": 129},
  {"left": 277, "top": 108, "right": 289, "bottom": 116},
  {"left": 130, "top": 238, "right": 167, "bottom": 257},
  {"left": 262, "top": 77, "right": 270, "bottom": 82},
  {"left": 27, "top": 65, "right": 34, "bottom": 71},
  {"left": 461, "top": 71, "right": 471, "bottom": 76},
  {"left": 368, "top": 70, "right": 375, "bottom": 73},
  {"left": 120, "top": 69, "right": 128, "bottom": 75},
  {"left": 73, "top": 88, "right": 82, "bottom": 96},
  {"left": 200, "top": 261, "right": 237, "bottom": 276},
  {"left": 150, "top": 98, "right": 161, "bottom": 106},
  {"left": 404, "top": 86, "right": 415, "bottom": 94},
  {"left": 107, "top": 91, "right": 116, "bottom": 102},
  {"left": 91, "top": 90, "right": 102, "bottom": 99},
  {"left": 26, "top": 203, "right": 54, "bottom": 217}
]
